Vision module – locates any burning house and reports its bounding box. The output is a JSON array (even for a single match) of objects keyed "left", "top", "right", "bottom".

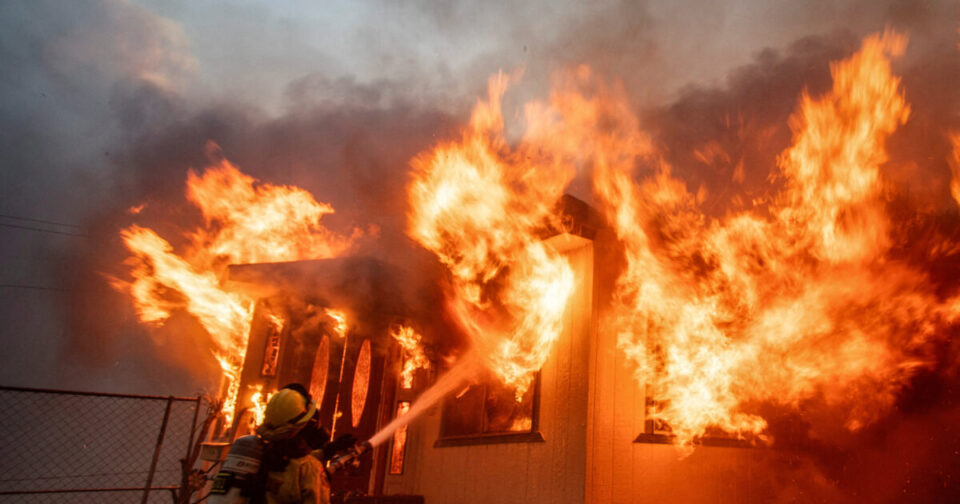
[
  {"left": 108, "top": 25, "right": 960, "bottom": 504},
  {"left": 217, "top": 197, "right": 602, "bottom": 500},
  {"left": 224, "top": 256, "right": 418, "bottom": 497},
  {"left": 219, "top": 194, "right": 778, "bottom": 503}
]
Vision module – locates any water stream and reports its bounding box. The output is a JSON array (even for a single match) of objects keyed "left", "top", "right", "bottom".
[{"left": 367, "top": 352, "right": 481, "bottom": 447}]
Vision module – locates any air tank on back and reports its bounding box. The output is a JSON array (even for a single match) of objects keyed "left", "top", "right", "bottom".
[{"left": 208, "top": 435, "right": 265, "bottom": 504}]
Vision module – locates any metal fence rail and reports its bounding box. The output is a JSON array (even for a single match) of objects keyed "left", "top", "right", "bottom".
[{"left": 0, "top": 386, "right": 205, "bottom": 503}]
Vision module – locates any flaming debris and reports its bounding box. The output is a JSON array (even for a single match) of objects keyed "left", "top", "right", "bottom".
[
  {"left": 112, "top": 153, "right": 357, "bottom": 426},
  {"left": 391, "top": 325, "right": 431, "bottom": 389}
]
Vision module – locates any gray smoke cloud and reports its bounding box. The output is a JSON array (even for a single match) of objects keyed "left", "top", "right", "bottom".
[{"left": 0, "top": 0, "right": 199, "bottom": 393}]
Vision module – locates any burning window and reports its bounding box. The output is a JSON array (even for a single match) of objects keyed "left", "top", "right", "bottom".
[
  {"left": 391, "top": 324, "right": 430, "bottom": 389},
  {"left": 309, "top": 335, "right": 330, "bottom": 407},
  {"left": 635, "top": 382, "right": 751, "bottom": 447},
  {"left": 645, "top": 398, "right": 672, "bottom": 436},
  {"left": 351, "top": 338, "right": 372, "bottom": 427},
  {"left": 260, "top": 314, "right": 284, "bottom": 376},
  {"left": 439, "top": 370, "right": 538, "bottom": 439},
  {"left": 389, "top": 401, "right": 411, "bottom": 475}
]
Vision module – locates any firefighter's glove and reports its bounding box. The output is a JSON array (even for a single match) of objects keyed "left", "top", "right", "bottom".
[{"left": 326, "top": 433, "right": 358, "bottom": 455}]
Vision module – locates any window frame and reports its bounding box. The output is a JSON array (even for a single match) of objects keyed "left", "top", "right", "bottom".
[
  {"left": 633, "top": 384, "right": 755, "bottom": 448},
  {"left": 434, "top": 371, "right": 545, "bottom": 447},
  {"left": 387, "top": 400, "right": 412, "bottom": 475}
]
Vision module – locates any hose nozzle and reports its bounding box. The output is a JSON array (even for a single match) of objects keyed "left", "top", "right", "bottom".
[{"left": 326, "top": 440, "right": 371, "bottom": 473}]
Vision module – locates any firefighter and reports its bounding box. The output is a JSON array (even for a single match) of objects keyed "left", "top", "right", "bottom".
[
  {"left": 210, "top": 384, "right": 358, "bottom": 504},
  {"left": 255, "top": 384, "right": 333, "bottom": 504}
]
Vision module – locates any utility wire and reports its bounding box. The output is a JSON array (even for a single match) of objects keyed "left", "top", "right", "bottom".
[
  {"left": 0, "top": 222, "right": 88, "bottom": 237},
  {"left": 0, "top": 284, "right": 72, "bottom": 292},
  {"left": 0, "top": 213, "right": 82, "bottom": 229}
]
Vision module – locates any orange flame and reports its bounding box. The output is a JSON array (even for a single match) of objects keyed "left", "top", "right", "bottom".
[
  {"left": 407, "top": 72, "right": 576, "bottom": 400},
  {"left": 583, "top": 30, "right": 943, "bottom": 446},
  {"left": 114, "top": 153, "right": 355, "bottom": 426},
  {"left": 248, "top": 383, "right": 274, "bottom": 427},
  {"left": 949, "top": 133, "right": 960, "bottom": 207},
  {"left": 325, "top": 308, "right": 348, "bottom": 338},
  {"left": 391, "top": 325, "right": 431, "bottom": 389},
  {"left": 389, "top": 401, "right": 411, "bottom": 474},
  {"left": 248, "top": 316, "right": 283, "bottom": 428},
  {"left": 415, "top": 30, "right": 954, "bottom": 448},
  {"left": 186, "top": 159, "right": 357, "bottom": 265}
]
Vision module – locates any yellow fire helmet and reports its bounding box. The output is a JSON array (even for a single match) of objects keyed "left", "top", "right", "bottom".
[{"left": 256, "top": 388, "right": 317, "bottom": 441}]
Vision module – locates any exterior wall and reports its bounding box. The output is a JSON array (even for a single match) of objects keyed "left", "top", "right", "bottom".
[
  {"left": 584, "top": 307, "right": 777, "bottom": 503},
  {"left": 584, "top": 229, "right": 782, "bottom": 504},
  {"left": 382, "top": 230, "right": 782, "bottom": 503},
  {"left": 382, "top": 239, "right": 595, "bottom": 504}
]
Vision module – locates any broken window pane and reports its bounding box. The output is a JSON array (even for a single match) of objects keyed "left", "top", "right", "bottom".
[
  {"left": 440, "top": 383, "right": 484, "bottom": 437},
  {"left": 440, "top": 370, "right": 538, "bottom": 438},
  {"left": 484, "top": 377, "right": 535, "bottom": 433}
]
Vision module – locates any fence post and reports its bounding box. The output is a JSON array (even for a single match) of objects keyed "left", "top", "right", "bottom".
[
  {"left": 186, "top": 396, "right": 201, "bottom": 459},
  {"left": 142, "top": 396, "right": 173, "bottom": 504}
]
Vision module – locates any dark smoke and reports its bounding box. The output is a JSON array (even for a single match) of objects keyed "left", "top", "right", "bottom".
[{"left": 61, "top": 81, "right": 460, "bottom": 393}]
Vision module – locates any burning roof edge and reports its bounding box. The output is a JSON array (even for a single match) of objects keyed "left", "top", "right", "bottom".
[
  {"left": 226, "top": 194, "right": 605, "bottom": 296},
  {"left": 547, "top": 194, "right": 606, "bottom": 241},
  {"left": 226, "top": 256, "right": 401, "bottom": 302}
]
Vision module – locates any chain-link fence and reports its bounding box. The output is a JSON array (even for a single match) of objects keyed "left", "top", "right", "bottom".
[{"left": 0, "top": 386, "right": 208, "bottom": 503}]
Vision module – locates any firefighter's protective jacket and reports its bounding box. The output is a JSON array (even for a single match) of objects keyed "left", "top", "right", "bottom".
[{"left": 263, "top": 453, "right": 330, "bottom": 504}]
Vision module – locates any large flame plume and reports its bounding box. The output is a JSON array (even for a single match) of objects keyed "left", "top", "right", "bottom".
[
  {"left": 578, "top": 30, "right": 956, "bottom": 445},
  {"left": 113, "top": 152, "right": 357, "bottom": 425},
  {"left": 112, "top": 27, "right": 960, "bottom": 452},
  {"left": 407, "top": 73, "right": 577, "bottom": 399},
  {"left": 409, "top": 29, "right": 960, "bottom": 447}
]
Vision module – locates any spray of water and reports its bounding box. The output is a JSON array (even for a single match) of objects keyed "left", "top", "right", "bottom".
[{"left": 367, "top": 352, "right": 481, "bottom": 447}]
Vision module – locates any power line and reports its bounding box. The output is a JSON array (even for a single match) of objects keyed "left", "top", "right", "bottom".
[
  {"left": 0, "top": 283, "right": 71, "bottom": 292},
  {"left": 0, "top": 213, "right": 82, "bottom": 229},
  {"left": 0, "top": 222, "right": 87, "bottom": 237}
]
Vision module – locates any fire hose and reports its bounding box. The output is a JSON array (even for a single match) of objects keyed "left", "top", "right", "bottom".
[
  {"left": 208, "top": 437, "right": 372, "bottom": 503},
  {"left": 324, "top": 440, "right": 372, "bottom": 473}
]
